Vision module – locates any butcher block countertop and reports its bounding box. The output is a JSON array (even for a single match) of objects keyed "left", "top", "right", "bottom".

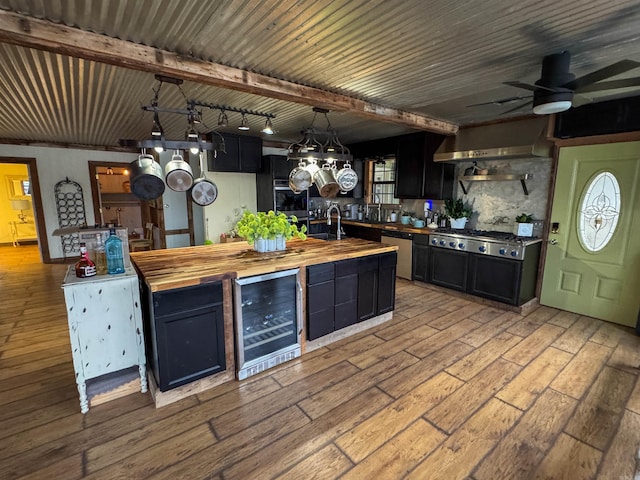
[{"left": 131, "top": 237, "right": 398, "bottom": 292}]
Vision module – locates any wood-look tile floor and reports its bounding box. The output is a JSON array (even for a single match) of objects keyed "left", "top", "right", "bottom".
[{"left": 2, "top": 245, "right": 640, "bottom": 479}]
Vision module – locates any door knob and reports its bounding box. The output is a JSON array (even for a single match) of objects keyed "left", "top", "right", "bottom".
[{"left": 548, "top": 239, "right": 558, "bottom": 245}]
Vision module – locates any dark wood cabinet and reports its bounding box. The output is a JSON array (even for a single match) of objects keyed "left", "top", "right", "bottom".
[
  {"left": 307, "top": 263, "right": 335, "bottom": 340},
  {"left": 412, "top": 234, "right": 430, "bottom": 282},
  {"left": 334, "top": 259, "right": 358, "bottom": 330},
  {"left": 141, "top": 282, "right": 226, "bottom": 391},
  {"left": 428, "top": 248, "right": 468, "bottom": 292},
  {"left": 307, "top": 253, "right": 395, "bottom": 340},
  {"left": 207, "top": 133, "right": 262, "bottom": 173},
  {"left": 377, "top": 252, "right": 397, "bottom": 315},
  {"left": 395, "top": 132, "right": 454, "bottom": 199}
]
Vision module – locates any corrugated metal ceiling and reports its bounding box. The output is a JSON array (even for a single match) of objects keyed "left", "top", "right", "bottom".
[{"left": 1, "top": 0, "right": 640, "bottom": 149}]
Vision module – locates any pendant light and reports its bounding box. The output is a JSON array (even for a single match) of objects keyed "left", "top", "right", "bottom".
[{"left": 238, "top": 113, "right": 250, "bottom": 131}]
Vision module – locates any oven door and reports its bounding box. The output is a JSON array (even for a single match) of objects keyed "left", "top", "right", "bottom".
[
  {"left": 274, "top": 182, "right": 308, "bottom": 219},
  {"left": 428, "top": 247, "right": 468, "bottom": 292}
]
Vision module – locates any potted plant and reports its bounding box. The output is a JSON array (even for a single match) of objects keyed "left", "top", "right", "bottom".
[
  {"left": 236, "top": 210, "right": 307, "bottom": 252},
  {"left": 514, "top": 213, "right": 534, "bottom": 237},
  {"left": 444, "top": 198, "right": 473, "bottom": 229}
]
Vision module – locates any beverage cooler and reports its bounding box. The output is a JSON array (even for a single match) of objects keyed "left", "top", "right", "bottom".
[{"left": 233, "top": 268, "right": 302, "bottom": 380}]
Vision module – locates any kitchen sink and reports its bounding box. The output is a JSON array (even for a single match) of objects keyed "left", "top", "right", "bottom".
[{"left": 308, "top": 233, "right": 343, "bottom": 241}]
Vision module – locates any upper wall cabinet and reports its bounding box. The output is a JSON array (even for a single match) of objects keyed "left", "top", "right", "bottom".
[
  {"left": 207, "top": 133, "right": 262, "bottom": 173},
  {"left": 395, "top": 133, "right": 454, "bottom": 199}
]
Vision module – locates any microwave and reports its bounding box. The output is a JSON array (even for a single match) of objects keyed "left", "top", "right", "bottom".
[{"left": 273, "top": 180, "right": 309, "bottom": 220}]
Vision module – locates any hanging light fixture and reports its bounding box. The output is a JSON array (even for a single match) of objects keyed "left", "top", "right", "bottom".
[
  {"left": 238, "top": 113, "right": 250, "bottom": 131},
  {"left": 262, "top": 117, "right": 274, "bottom": 135},
  {"left": 217, "top": 110, "right": 228, "bottom": 127}
]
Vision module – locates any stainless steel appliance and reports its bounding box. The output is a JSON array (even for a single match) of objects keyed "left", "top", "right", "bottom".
[
  {"left": 234, "top": 268, "right": 302, "bottom": 380},
  {"left": 273, "top": 179, "right": 309, "bottom": 220},
  {"left": 381, "top": 230, "right": 413, "bottom": 280},
  {"left": 428, "top": 229, "right": 542, "bottom": 305}
]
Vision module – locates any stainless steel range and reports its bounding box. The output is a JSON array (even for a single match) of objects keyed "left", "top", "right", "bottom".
[
  {"left": 427, "top": 229, "right": 543, "bottom": 306},
  {"left": 428, "top": 229, "right": 542, "bottom": 260}
]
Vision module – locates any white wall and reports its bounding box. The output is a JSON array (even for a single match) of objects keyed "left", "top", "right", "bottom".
[{"left": 0, "top": 144, "right": 137, "bottom": 259}]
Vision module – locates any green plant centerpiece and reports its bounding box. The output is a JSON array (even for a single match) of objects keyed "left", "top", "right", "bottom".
[
  {"left": 444, "top": 198, "right": 473, "bottom": 228},
  {"left": 515, "top": 213, "right": 534, "bottom": 223},
  {"left": 235, "top": 210, "right": 307, "bottom": 252}
]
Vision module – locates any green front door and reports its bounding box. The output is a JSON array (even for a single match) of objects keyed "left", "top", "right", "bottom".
[{"left": 540, "top": 141, "right": 640, "bottom": 327}]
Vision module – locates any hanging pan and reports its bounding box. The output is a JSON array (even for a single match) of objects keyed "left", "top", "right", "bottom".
[
  {"left": 129, "top": 152, "right": 165, "bottom": 200},
  {"left": 164, "top": 151, "right": 194, "bottom": 192},
  {"left": 191, "top": 152, "right": 218, "bottom": 206}
]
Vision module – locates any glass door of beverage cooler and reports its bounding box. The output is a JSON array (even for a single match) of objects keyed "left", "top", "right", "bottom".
[{"left": 234, "top": 268, "right": 302, "bottom": 380}]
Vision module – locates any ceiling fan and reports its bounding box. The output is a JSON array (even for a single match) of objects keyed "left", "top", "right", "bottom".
[{"left": 470, "top": 51, "right": 640, "bottom": 115}]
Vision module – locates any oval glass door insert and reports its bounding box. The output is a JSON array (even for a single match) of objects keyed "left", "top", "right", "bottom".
[{"left": 578, "top": 171, "right": 621, "bottom": 252}]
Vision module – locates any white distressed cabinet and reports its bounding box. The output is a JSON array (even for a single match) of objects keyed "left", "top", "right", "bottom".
[{"left": 62, "top": 266, "right": 147, "bottom": 413}]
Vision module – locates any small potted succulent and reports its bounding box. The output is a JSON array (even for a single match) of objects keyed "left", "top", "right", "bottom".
[
  {"left": 444, "top": 198, "right": 474, "bottom": 229},
  {"left": 514, "top": 213, "right": 534, "bottom": 237},
  {"left": 236, "top": 210, "right": 307, "bottom": 252}
]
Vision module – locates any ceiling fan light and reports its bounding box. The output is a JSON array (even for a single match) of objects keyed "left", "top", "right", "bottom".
[{"left": 533, "top": 100, "right": 572, "bottom": 114}]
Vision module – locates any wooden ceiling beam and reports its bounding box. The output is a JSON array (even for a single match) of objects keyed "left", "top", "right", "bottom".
[{"left": 0, "top": 10, "right": 458, "bottom": 136}]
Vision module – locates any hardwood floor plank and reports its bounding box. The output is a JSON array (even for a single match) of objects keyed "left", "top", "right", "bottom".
[
  {"left": 446, "top": 331, "right": 522, "bottom": 382},
  {"left": 589, "top": 321, "right": 631, "bottom": 348},
  {"left": 531, "top": 433, "right": 601, "bottom": 480},
  {"left": 194, "top": 375, "right": 282, "bottom": 409},
  {"left": 506, "top": 306, "right": 559, "bottom": 337},
  {"left": 564, "top": 365, "right": 636, "bottom": 450},
  {"left": 13, "top": 453, "right": 83, "bottom": 480},
  {"left": 550, "top": 341, "right": 612, "bottom": 399},
  {"left": 298, "top": 351, "right": 418, "bottom": 420},
  {"left": 597, "top": 409, "right": 640, "bottom": 480},
  {"left": 276, "top": 444, "right": 352, "bottom": 480},
  {"left": 427, "top": 303, "right": 487, "bottom": 330},
  {"left": 474, "top": 388, "right": 577, "bottom": 480},
  {"left": 546, "top": 309, "right": 581, "bottom": 328},
  {"left": 626, "top": 378, "right": 640, "bottom": 415},
  {"left": 425, "top": 358, "right": 521, "bottom": 434},
  {"left": 607, "top": 334, "right": 640, "bottom": 374},
  {"left": 405, "top": 318, "right": 482, "bottom": 358},
  {"left": 217, "top": 388, "right": 393, "bottom": 480},
  {"left": 458, "top": 310, "right": 521, "bottom": 348},
  {"left": 340, "top": 419, "right": 447, "bottom": 480},
  {"left": 406, "top": 398, "right": 522, "bottom": 480},
  {"left": 502, "top": 323, "right": 565, "bottom": 366},
  {"left": 496, "top": 346, "right": 573, "bottom": 410},
  {"left": 378, "top": 340, "right": 474, "bottom": 399},
  {"left": 213, "top": 359, "right": 361, "bottom": 437},
  {"left": 336, "top": 371, "right": 462, "bottom": 463},
  {"left": 374, "top": 308, "right": 447, "bottom": 341},
  {"left": 551, "top": 315, "right": 601, "bottom": 354}
]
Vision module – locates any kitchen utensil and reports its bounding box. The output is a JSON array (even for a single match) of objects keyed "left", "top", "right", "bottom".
[
  {"left": 164, "top": 151, "right": 194, "bottom": 192},
  {"left": 191, "top": 152, "right": 218, "bottom": 206},
  {"left": 335, "top": 162, "right": 358, "bottom": 193},
  {"left": 129, "top": 153, "right": 165, "bottom": 200},
  {"left": 288, "top": 161, "right": 312, "bottom": 193},
  {"left": 314, "top": 163, "right": 340, "bottom": 197}
]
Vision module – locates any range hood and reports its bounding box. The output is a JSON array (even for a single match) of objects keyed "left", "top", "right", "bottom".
[{"left": 434, "top": 117, "right": 553, "bottom": 161}]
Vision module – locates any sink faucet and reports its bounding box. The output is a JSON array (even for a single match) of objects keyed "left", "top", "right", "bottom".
[
  {"left": 326, "top": 203, "right": 342, "bottom": 240},
  {"left": 368, "top": 193, "right": 382, "bottom": 222}
]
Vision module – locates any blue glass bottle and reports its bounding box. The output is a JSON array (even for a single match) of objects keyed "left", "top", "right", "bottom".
[{"left": 105, "top": 228, "right": 125, "bottom": 274}]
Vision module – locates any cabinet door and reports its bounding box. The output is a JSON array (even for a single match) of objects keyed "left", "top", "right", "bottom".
[
  {"left": 412, "top": 235, "right": 430, "bottom": 282},
  {"left": 209, "top": 134, "right": 240, "bottom": 171},
  {"left": 357, "top": 256, "right": 379, "bottom": 321},
  {"left": 395, "top": 134, "right": 424, "bottom": 199},
  {"left": 377, "top": 252, "right": 397, "bottom": 314},
  {"left": 240, "top": 135, "right": 262, "bottom": 172},
  {"left": 335, "top": 259, "right": 358, "bottom": 330},
  {"left": 429, "top": 248, "right": 468, "bottom": 292},
  {"left": 307, "top": 263, "right": 335, "bottom": 340},
  {"left": 265, "top": 155, "right": 290, "bottom": 179},
  {"left": 155, "top": 304, "right": 225, "bottom": 391},
  {"left": 468, "top": 254, "right": 522, "bottom": 305}
]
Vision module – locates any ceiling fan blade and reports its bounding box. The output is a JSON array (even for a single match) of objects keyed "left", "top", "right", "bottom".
[
  {"left": 502, "top": 100, "right": 533, "bottom": 115},
  {"left": 563, "top": 60, "right": 640, "bottom": 90},
  {"left": 575, "top": 77, "right": 640, "bottom": 93},
  {"left": 504, "top": 81, "right": 557, "bottom": 93},
  {"left": 571, "top": 94, "right": 594, "bottom": 108},
  {"left": 467, "top": 95, "right": 532, "bottom": 107}
]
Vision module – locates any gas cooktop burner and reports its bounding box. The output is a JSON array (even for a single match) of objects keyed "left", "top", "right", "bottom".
[{"left": 428, "top": 229, "right": 542, "bottom": 260}]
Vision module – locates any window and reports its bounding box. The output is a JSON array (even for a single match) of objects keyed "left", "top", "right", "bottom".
[
  {"left": 578, "top": 171, "right": 620, "bottom": 252},
  {"left": 368, "top": 157, "right": 399, "bottom": 205}
]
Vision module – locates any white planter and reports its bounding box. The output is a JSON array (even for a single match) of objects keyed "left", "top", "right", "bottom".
[
  {"left": 275, "top": 235, "right": 286, "bottom": 251},
  {"left": 514, "top": 223, "right": 534, "bottom": 237},
  {"left": 254, "top": 236, "right": 286, "bottom": 252},
  {"left": 450, "top": 217, "right": 468, "bottom": 229}
]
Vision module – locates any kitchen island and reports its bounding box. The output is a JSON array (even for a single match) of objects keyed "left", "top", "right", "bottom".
[{"left": 131, "top": 237, "right": 398, "bottom": 406}]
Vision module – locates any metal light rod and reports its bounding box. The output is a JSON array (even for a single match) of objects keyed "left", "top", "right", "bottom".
[{"left": 189, "top": 100, "right": 276, "bottom": 118}]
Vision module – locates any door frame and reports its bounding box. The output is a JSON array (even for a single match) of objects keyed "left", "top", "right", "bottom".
[{"left": 0, "top": 156, "right": 50, "bottom": 263}]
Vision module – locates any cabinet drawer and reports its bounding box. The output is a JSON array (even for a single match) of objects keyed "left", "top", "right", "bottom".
[
  {"left": 379, "top": 252, "right": 397, "bottom": 268},
  {"left": 153, "top": 282, "right": 222, "bottom": 318},
  {"left": 335, "top": 258, "right": 358, "bottom": 277},
  {"left": 358, "top": 255, "right": 379, "bottom": 273},
  {"left": 307, "top": 263, "right": 334, "bottom": 284}
]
